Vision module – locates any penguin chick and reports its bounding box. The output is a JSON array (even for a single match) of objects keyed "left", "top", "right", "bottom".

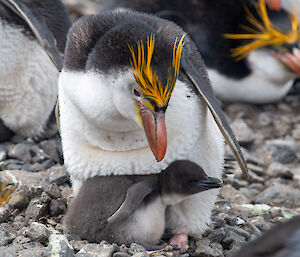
[
  {"left": 64, "top": 160, "right": 222, "bottom": 247},
  {"left": 0, "top": 0, "right": 71, "bottom": 142}
]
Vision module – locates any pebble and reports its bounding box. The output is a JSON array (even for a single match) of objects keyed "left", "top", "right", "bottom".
[
  {"left": 266, "top": 162, "right": 293, "bottom": 179},
  {"left": 220, "top": 185, "right": 249, "bottom": 204},
  {"left": 194, "top": 238, "right": 224, "bottom": 257},
  {"left": 48, "top": 165, "right": 69, "bottom": 185},
  {"left": 265, "top": 139, "right": 297, "bottom": 164},
  {"left": 8, "top": 143, "right": 32, "bottom": 163},
  {"left": 48, "top": 233, "right": 75, "bottom": 257},
  {"left": 0, "top": 205, "right": 10, "bottom": 223},
  {"left": 26, "top": 222, "right": 50, "bottom": 245},
  {"left": 49, "top": 199, "right": 67, "bottom": 216},
  {"left": 77, "top": 241, "right": 119, "bottom": 257},
  {"left": 230, "top": 119, "right": 255, "bottom": 146},
  {"left": 254, "top": 184, "right": 300, "bottom": 208},
  {"left": 46, "top": 184, "right": 61, "bottom": 199},
  {"left": 8, "top": 185, "right": 31, "bottom": 210},
  {"left": 25, "top": 199, "right": 49, "bottom": 221},
  {"left": 39, "top": 140, "right": 62, "bottom": 164}
]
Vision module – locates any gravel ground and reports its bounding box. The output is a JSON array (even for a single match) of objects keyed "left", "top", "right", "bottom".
[{"left": 1, "top": 1, "right": 300, "bottom": 257}]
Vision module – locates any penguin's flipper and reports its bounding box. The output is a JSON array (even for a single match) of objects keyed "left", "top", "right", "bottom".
[
  {"left": 0, "top": 0, "right": 63, "bottom": 71},
  {"left": 107, "top": 181, "right": 154, "bottom": 224},
  {"left": 181, "top": 56, "right": 248, "bottom": 179}
]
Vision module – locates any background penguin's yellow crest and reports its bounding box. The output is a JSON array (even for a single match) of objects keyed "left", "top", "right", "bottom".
[
  {"left": 129, "top": 34, "right": 185, "bottom": 108},
  {"left": 224, "top": 0, "right": 300, "bottom": 61}
]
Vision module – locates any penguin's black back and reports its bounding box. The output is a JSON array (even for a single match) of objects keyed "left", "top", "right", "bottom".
[{"left": 0, "top": 0, "right": 71, "bottom": 52}]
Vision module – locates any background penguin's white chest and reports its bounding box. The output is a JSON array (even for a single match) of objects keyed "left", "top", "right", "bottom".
[{"left": 0, "top": 20, "right": 58, "bottom": 136}]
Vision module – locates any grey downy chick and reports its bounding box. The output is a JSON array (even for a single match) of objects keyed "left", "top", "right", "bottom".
[{"left": 64, "top": 160, "right": 222, "bottom": 247}]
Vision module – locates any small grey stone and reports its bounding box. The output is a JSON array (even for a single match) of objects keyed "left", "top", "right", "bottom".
[
  {"left": 128, "top": 243, "right": 146, "bottom": 254},
  {"left": 39, "top": 140, "right": 61, "bottom": 163},
  {"left": 8, "top": 143, "right": 32, "bottom": 162},
  {"left": 15, "top": 247, "right": 50, "bottom": 257},
  {"left": 254, "top": 183, "right": 300, "bottom": 208},
  {"left": 231, "top": 119, "right": 254, "bottom": 146},
  {"left": 27, "top": 222, "right": 50, "bottom": 245},
  {"left": 40, "top": 192, "right": 51, "bottom": 204},
  {"left": 113, "top": 253, "right": 132, "bottom": 257},
  {"left": 0, "top": 205, "right": 10, "bottom": 223},
  {"left": 0, "top": 247, "right": 18, "bottom": 257},
  {"left": 69, "top": 240, "right": 89, "bottom": 252},
  {"left": 75, "top": 254, "right": 94, "bottom": 257},
  {"left": 221, "top": 230, "right": 246, "bottom": 250},
  {"left": 194, "top": 238, "right": 224, "bottom": 257},
  {"left": 220, "top": 185, "right": 249, "bottom": 204},
  {"left": 266, "top": 162, "right": 293, "bottom": 179},
  {"left": 131, "top": 253, "right": 149, "bottom": 257},
  {"left": 13, "top": 235, "right": 31, "bottom": 245},
  {"left": 0, "top": 230, "right": 9, "bottom": 247},
  {"left": 0, "top": 146, "right": 7, "bottom": 161},
  {"left": 208, "top": 228, "right": 226, "bottom": 243},
  {"left": 30, "top": 145, "right": 49, "bottom": 163},
  {"left": 224, "top": 225, "right": 251, "bottom": 240},
  {"left": 25, "top": 199, "right": 49, "bottom": 221},
  {"left": 27, "top": 163, "right": 46, "bottom": 172},
  {"left": 78, "top": 242, "right": 119, "bottom": 257},
  {"left": 9, "top": 185, "right": 31, "bottom": 210},
  {"left": 2, "top": 170, "right": 50, "bottom": 189},
  {"left": 46, "top": 184, "right": 61, "bottom": 199},
  {"left": 265, "top": 139, "right": 297, "bottom": 164},
  {"left": 49, "top": 199, "right": 67, "bottom": 216},
  {"left": 48, "top": 165, "right": 69, "bottom": 185},
  {"left": 48, "top": 234, "right": 75, "bottom": 257}
]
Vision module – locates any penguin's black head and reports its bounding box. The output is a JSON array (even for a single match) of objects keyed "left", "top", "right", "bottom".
[
  {"left": 225, "top": 0, "right": 300, "bottom": 76},
  {"left": 160, "top": 160, "right": 222, "bottom": 196},
  {"left": 63, "top": 10, "right": 186, "bottom": 162}
]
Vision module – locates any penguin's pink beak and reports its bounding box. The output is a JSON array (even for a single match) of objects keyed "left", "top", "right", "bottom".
[
  {"left": 276, "top": 48, "right": 300, "bottom": 76},
  {"left": 137, "top": 102, "right": 167, "bottom": 162}
]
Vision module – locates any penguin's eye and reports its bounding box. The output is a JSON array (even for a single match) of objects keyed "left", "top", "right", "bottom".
[{"left": 133, "top": 88, "right": 141, "bottom": 97}]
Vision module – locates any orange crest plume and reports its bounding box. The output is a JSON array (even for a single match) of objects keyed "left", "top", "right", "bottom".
[
  {"left": 128, "top": 34, "right": 186, "bottom": 108},
  {"left": 224, "top": 0, "right": 300, "bottom": 61}
]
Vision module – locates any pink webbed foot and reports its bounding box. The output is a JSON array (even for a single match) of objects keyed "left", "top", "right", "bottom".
[{"left": 169, "top": 233, "right": 189, "bottom": 249}]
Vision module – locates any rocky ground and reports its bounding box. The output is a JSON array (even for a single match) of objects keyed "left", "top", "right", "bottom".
[
  {"left": 1, "top": 1, "right": 300, "bottom": 257},
  {"left": 1, "top": 91, "right": 300, "bottom": 257}
]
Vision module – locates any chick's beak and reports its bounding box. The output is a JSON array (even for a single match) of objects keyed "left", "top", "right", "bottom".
[
  {"left": 138, "top": 103, "right": 167, "bottom": 162},
  {"left": 275, "top": 48, "right": 300, "bottom": 76}
]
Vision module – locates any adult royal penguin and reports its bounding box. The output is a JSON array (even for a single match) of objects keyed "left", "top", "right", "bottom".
[
  {"left": 58, "top": 10, "right": 247, "bottom": 247},
  {"left": 107, "top": 0, "right": 300, "bottom": 103},
  {"left": 0, "top": 0, "right": 71, "bottom": 142},
  {"left": 64, "top": 161, "right": 222, "bottom": 248}
]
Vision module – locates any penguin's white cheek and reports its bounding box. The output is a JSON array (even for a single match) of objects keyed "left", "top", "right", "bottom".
[{"left": 113, "top": 90, "right": 141, "bottom": 127}]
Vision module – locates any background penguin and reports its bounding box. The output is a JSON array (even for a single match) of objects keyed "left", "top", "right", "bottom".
[
  {"left": 106, "top": 0, "right": 300, "bottom": 103},
  {"left": 0, "top": 0, "right": 71, "bottom": 142},
  {"left": 58, "top": 9, "right": 247, "bottom": 248},
  {"left": 231, "top": 215, "right": 300, "bottom": 257},
  {"left": 64, "top": 160, "right": 222, "bottom": 248}
]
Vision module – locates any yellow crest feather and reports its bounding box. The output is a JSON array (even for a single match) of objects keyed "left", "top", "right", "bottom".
[
  {"left": 129, "top": 34, "right": 185, "bottom": 108},
  {"left": 224, "top": 0, "right": 300, "bottom": 60}
]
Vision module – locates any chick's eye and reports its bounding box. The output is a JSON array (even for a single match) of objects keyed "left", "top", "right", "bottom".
[{"left": 134, "top": 89, "right": 141, "bottom": 97}]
